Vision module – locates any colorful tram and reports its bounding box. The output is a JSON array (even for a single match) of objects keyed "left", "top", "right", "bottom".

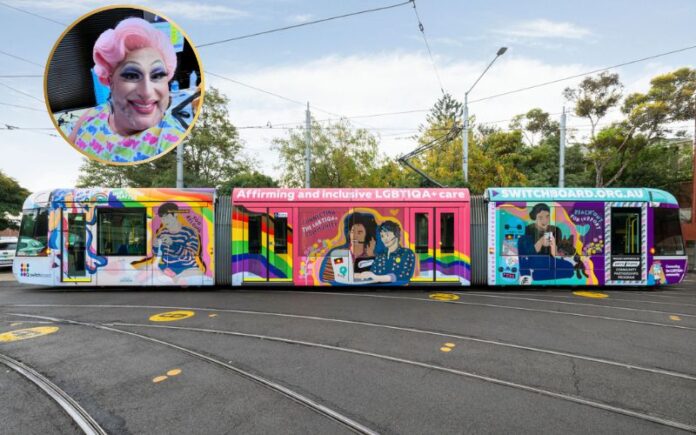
[{"left": 13, "top": 187, "right": 687, "bottom": 287}]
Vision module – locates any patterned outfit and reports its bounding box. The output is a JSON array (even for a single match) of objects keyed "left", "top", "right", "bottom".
[
  {"left": 371, "top": 246, "right": 416, "bottom": 284},
  {"left": 156, "top": 226, "right": 200, "bottom": 275},
  {"left": 69, "top": 104, "right": 185, "bottom": 163}
]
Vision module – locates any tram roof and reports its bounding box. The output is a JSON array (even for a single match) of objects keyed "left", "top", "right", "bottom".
[
  {"left": 484, "top": 187, "right": 678, "bottom": 205},
  {"left": 22, "top": 188, "right": 215, "bottom": 209},
  {"left": 232, "top": 188, "right": 470, "bottom": 203}
]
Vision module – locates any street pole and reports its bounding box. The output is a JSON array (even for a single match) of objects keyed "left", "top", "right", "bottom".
[
  {"left": 559, "top": 106, "right": 566, "bottom": 188},
  {"left": 462, "top": 47, "right": 507, "bottom": 185},
  {"left": 305, "top": 102, "right": 311, "bottom": 188},
  {"left": 463, "top": 93, "right": 469, "bottom": 183},
  {"left": 176, "top": 139, "right": 184, "bottom": 188}
]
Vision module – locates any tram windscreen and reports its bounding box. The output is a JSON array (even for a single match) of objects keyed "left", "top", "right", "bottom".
[
  {"left": 17, "top": 208, "right": 49, "bottom": 256},
  {"left": 653, "top": 208, "right": 685, "bottom": 255}
]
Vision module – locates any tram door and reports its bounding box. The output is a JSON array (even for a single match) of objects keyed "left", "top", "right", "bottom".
[
  {"left": 61, "top": 211, "right": 91, "bottom": 283},
  {"left": 410, "top": 208, "right": 434, "bottom": 282},
  {"left": 608, "top": 206, "right": 646, "bottom": 284},
  {"left": 244, "top": 207, "right": 293, "bottom": 282},
  {"left": 435, "top": 208, "right": 460, "bottom": 282}
]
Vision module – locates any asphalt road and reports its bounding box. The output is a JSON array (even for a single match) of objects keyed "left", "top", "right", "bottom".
[{"left": 1, "top": 269, "right": 695, "bottom": 434}]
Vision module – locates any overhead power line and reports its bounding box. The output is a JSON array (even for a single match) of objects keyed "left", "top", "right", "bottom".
[
  {"left": 0, "top": 1, "right": 66, "bottom": 26},
  {"left": 0, "top": 74, "right": 43, "bottom": 78},
  {"left": 0, "top": 81, "right": 44, "bottom": 104},
  {"left": 0, "top": 102, "right": 45, "bottom": 112},
  {"left": 0, "top": 50, "right": 44, "bottom": 68},
  {"left": 410, "top": 0, "right": 444, "bottom": 94},
  {"left": 198, "top": 0, "right": 413, "bottom": 47},
  {"left": 470, "top": 43, "right": 696, "bottom": 104}
]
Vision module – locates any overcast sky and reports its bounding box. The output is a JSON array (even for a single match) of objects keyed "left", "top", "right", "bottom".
[{"left": 1, "top": 0, "right": 694, "bottom": 192}]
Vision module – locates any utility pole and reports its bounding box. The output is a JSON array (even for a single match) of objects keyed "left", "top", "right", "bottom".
[
  {"left": 463, "top": 47, "right": 507, "bottom": 184},
  {"left": 305, "top": 102, "right": 311, "bottom": 188},
  {"left": 176, "top": 139, "right": 184, "bottom": 188},
  {"left": 559, "top": 107, "right": 566, "bottom": 188}
]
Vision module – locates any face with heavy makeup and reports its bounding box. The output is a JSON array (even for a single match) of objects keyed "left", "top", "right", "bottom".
[{"left": 110, "top": 47, "right": 169, "bottom": 135}]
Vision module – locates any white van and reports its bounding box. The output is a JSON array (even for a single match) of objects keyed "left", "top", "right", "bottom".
[{"left": 0, "top": 237, "right": 18, "bottom": 268}]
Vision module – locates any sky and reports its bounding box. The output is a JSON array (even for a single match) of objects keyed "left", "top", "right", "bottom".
[{"left": 0, "top": 0, "right": 694, "bottom": 192}]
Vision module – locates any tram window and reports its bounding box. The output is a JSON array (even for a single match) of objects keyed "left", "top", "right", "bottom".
[
  {"left": 415, "top": 213, "right": 429, "bottom": 253},
  {"left": 17, "top": 208, "right": 49, "bottom": 257},
  {"left": 611, "top": 208, "right": 641, "bottom": 255},
  {"left": 440, "top": 213, "right": 455, "bottom": 254},
  {"left": 248, "top": 215, "right": 262, "bottom": 254},
  {"left": 653, "top": 208, "right": 684, "bottom": 255},
  {"left": 98, "top": 209, "right": 146, "bottom": 256},
  {"left": 274, "top": 216, "right": 288, "bottom": 254}
]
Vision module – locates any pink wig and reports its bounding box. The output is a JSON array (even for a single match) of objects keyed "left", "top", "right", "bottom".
[{"left": 93, "top": 17, "right": 177, "bottom": 86}]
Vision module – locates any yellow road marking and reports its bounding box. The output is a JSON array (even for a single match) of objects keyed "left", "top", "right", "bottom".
[
  {"left": 429, "top": 293, "right": 460, "bottom": 301},
  {"left": 0, "top": 326, "right": 59, "bottom": 343},
  {"left": 149, "top": 311, "right": 195, "bottom": 322},
  {"left": 572, "top": 291, "right": 608, "bottom": 299},
  {"left": 208, "top": 314, "right": 217, "bottom": 318},
  {"left": 444, "top": 343, "right": 455, "bottom": 348},
  {"left": 9, "top": 322, "right": 22, "bottom": 327},
  {"left": 670, "top": 315, "right": 681, "bottom": 321},
  {"left": 440, "top": 347, "right": 452, "bottom": 352},
  {"left": 167, "top": 369, "right": 182, "bottom": 376},
  {"left": 152, "top": 376, "right": 168, "bottom": 383}
]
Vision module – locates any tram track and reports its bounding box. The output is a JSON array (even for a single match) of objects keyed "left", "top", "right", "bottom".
[
  {"left": 281, "top": 291, "right": 696, "bottom": 331},
  {"left": 460, "top": 291, "right": 696, "bottom": 308},
  {"left": 8, "top": 312, "right": 696, "bottom": 433},
  {"left": 5, "top": 303, "right": 696, "bottom": 381},
  {"left": 0, "top": 352, "right": 107, "bottom": 435},
  {"left": 449, "top": 292, "right": 696, "bottom": 318},
  {"left": 4, "top": 312, "right": 379, "bottom": 435}
]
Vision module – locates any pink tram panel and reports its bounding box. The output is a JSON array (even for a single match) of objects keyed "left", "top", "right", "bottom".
[{"left": 231, "top": 188, "right": 471, "bottom": 287}]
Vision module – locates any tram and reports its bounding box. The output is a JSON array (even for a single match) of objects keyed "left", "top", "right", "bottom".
[{"left": 13, "top": 187, "right": 687, "bottom": 287}]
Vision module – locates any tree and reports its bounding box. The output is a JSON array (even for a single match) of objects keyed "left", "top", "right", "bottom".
[
  {"left": 0, "top": 171, "right": 30, "bottom": 230},
  {"left": 273, "top": 118, "right": 382, "bottom": 187},
  {"left": 509, "top": 108, "right": 560, "bottom": 146},
  {"left": 217, "top": 171, "right": 278, "bottom": 195},
  {"left": 77, "top": 86, "right": 253, "bottom": 188},
  {"left": 564, "top": 72, "right": 623, "bottom": 140}
]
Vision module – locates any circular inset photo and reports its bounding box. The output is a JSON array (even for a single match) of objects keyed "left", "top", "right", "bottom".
[{"left": 45, "top": 5, "right": 204, "bottom": 165}]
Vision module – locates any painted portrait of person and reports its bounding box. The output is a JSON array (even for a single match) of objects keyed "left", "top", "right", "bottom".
[
  {"left": 46, "top": 7, "right": 203, "bottom": 165},
  {"left": 517, "top": 203, "right": 575, "bottom": 281},
  {"left": 320, "top": 212, "right": 378, "bottom": 283},
  {"left": 356, "top": 221, "right": 415, "bottom": 285},
  {"left": 155, "top": 202, "right": 205, "bottom": 279}
]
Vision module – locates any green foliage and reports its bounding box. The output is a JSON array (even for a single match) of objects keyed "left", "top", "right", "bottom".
[
  {"left": 612, "top": 139, "right": 693, "bottom": 193},
  {"left": 564, "top": 72, "right": 623, "bottom": 139},
  {"left": 0, "top": 171, "right": 30, "bottom": 230},
  {"left": 77, "top": 87, "right": 257, "bottom": 188},
  {"left": 217, "top": 171, "right": 278, "bottom": 195},
  {"left": 273, "top": 118, "right": 383, "bottom": 188}
]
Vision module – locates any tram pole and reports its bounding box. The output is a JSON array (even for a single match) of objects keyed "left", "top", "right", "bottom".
[
  {"left": 305, "top": 102, "right": 311, "bottom": 188},
  {"left": 559, "top": 106, "right": 566, "bottom": 188}
]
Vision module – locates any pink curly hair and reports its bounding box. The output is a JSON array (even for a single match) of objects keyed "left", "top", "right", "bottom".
[{"left": 93, "top": 17, "right": 177, "bottom": 86}]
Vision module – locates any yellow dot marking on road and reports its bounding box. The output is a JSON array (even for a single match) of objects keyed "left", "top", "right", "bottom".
[
  {"left": 429, "top": 293, "right": 460, "bottom": 301},
  {"left": 444, "top": 343, "right": 456, "bottom": 348},
  {"left": 153, "top": 376, "right": 168, "bottom": 383},
  {"left": 208, "top": 314, "right": 217, "bottom": 318},
  {"left": 149, "top": 311, "right": 195, "bottom": 322},
  {"left": 9, "top": 323, "right": 22, "bottom": 327},
  {"left": 440, "top": 347, "right": 452, "bottom": 352},
  {"left": 670, "top": 315, "right": 681, "bottom": 321},
  {"left": 0, "top": 326, "right": 59, "bottom": 343},
  {"left": 573, "top": 291, "right": 608, "bottom": 299},
  {"left": 167, "top": 369, "right": 182, "bottom": 376}
]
